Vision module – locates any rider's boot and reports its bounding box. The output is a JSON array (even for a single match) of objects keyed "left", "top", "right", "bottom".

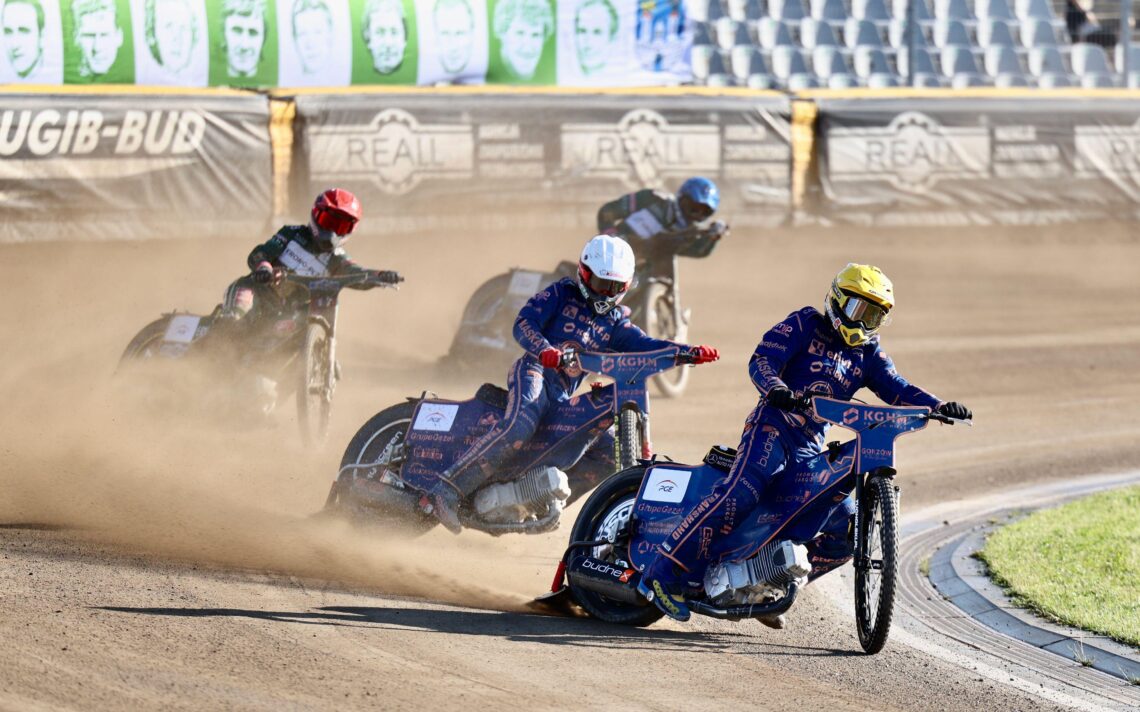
[
  {"left": 758, "top": 614, "right": 786, "bottom": 630},
  {"left": 636, "top": 578, "right": 691, "bottom": 623},
  {"left": 422, "top": 484, "right": 463, "bottom": 534}
]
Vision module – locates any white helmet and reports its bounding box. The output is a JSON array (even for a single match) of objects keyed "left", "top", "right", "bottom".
[{"left": 577, "top": 234, "right": 635, "bottom": 315}]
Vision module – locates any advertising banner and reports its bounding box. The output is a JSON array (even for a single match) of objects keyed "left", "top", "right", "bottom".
[
  {"left": 291, "top": 90, "right": 791, "bottom": 233},
  {"left": 0, "top": 90, "right": 272, "bottom": 242},
  {"left": 813, "top": 96, "right": 1140, "bottom": 226},
  {"left": 0, "top": 0, "right": 691, "bottom": 87}
]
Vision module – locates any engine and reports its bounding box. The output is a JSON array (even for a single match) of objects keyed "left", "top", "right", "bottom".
[
  {"left": 703, "top": 539, "right": 812, "bottom": 606},
  {"left": 472, "top": 466, "right": 571, "bottom": 524}
]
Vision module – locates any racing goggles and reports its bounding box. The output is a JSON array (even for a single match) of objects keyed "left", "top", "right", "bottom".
[
  {"left": 837, "top": 292, "right": 889, "bottom": 329},
  {"left": 313, "top": 208, "right": 358, "bottom": 236},
  {"left": 680, "top": 196, "right": 715, "bottom": 221},
  {"left": 579, "top": 265, "right": 630, "bottom": 298}
]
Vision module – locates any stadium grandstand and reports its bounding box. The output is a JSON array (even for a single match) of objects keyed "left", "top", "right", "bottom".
[{"left": 688, "top": 0, "right": 1140, "bottom": 88}]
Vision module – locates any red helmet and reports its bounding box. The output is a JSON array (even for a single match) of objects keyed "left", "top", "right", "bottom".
[{"left": 310, "top": 188, "right": 361, "bottom": 251}]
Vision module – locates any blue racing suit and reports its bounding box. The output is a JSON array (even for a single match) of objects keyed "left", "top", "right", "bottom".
[
  {"left": 436, "top": 277, "right": 680, "bottom": 499},
  {"left": 643, "top": 306, "right": 942, "bottom": 590}
]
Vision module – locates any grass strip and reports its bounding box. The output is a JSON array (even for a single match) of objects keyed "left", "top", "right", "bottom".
[{"left": 978, "top": 485, "right": 1140, "bottom": 649}]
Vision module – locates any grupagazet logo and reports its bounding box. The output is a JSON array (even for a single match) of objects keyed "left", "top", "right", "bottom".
[
  {"left": 827, "top": 111, "right": 990, "bottom": 193},
  {"left": 560, "top": 109, "right": 720, "bottom": 189},
  {"left": 308, "top": 108, "right": 474, "bottom": 195}
]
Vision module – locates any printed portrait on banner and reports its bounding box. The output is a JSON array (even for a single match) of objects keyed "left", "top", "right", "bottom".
[
  {"left": 278, "top": 0, "right": 349, "bottom": 85},
  {"left": 486, "top": 0, "right": 553, "bottom": 83},
  {"left": 414, "top": 0, "right": 487, "bottom": 84},
  {"left": 61, "top": 0, "right": 135, "bottom": 82},
  {"left": 208, "top": 0, "right": 277, "bottom": 86},
  {"left": 351, "top": 0, "right": 416, "bottom": 83},
  {"left": 130, "top": 0, "right": 208, "bottom": 85},
  {"left": 556, "top": 0, "right": 638, "bottom": 85},
  {"left": 0, "top": 0, "right": 64, "bottom": 82}
]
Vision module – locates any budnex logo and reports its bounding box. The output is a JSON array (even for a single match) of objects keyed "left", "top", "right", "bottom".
[
  {"left": 827, "top": 111, "right": 991, "bottom": 193},
  {"left": 308, "top": 108, "right": 474, "bottom": 195},
  {"left": 561, "top": 109, "right": 720, "bottom": 189}
]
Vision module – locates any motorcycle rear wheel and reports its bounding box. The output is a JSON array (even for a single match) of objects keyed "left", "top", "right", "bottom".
[
  {"left": 642, "top": 282, "right": 690, "bottom": 399},
  {"left": 854, "top": 475, "right": 899, "bottom": 654},
  {"left": 567, "top": 466, "right": 662, "bottom": 626},
  {"left": 118, "top": 316, "right": 171, "bottom": 367},
  {"left": 616, "top": 406, "right": 644, "bottom": 471},
  {"left": 298, "top": 322, "right": 332, "bottom": 447}
]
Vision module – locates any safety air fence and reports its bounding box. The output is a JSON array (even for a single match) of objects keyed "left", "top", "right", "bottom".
[{"left": 6, "top": 86, "right": 1140, "bottom": 242}]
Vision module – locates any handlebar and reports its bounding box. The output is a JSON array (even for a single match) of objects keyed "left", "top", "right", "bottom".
[
  {"left": 283, "top": 271, "right": 403, "bottom": 289},
  {"left": 782, "top": 393, "right": 972, "bottom": 426}
]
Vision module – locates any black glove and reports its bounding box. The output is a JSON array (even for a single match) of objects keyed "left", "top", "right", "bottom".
[
  {"left": 373, "top": 270, "right": 402, "bottom": 285},
  {"left": 766, "top": 386, "right": 801, "bottom": 412},
  {"left": 252, "top": 262, "right": 276, "bottom": 284},
  {"left": 936, "top": 401, "right": 972, "bottom": 420},
  {"left": 704, "top": 220, "right": 728, "bottom": 240}
]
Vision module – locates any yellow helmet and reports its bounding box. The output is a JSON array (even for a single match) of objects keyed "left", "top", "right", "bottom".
[{"left": 824, "top": 263, "right": 894, "bottom": 346}]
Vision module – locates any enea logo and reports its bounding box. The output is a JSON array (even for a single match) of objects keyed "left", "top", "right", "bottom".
[
  {"left": 827, "top": 111, "right": 990, "bottom": 194},
  {"left": 842, "top": 407, "right": 860, "bottom": 425},
  {"left": 643, "top": 468, "right": 691, "bottom": 504},
  {"left": 561, "top": 109, "right": 720, "bottom": 189},
  {"left": 412, "top": 403, "right": 460, "bottom": 432},
  {"left": 308, "top": 108, "right": 474, "bottom": 195}
]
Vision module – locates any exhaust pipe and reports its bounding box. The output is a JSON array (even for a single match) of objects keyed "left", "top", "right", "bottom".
[{"left": 565, "top": 556, "right": 645, "bottom": 605}]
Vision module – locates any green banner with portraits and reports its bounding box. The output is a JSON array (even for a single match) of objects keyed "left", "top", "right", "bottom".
[{"left": 0, "top": 0, "right": 690, "bottom": 85}]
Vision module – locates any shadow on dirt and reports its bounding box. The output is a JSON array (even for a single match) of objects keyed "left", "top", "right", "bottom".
[{"left": 97, "top": 604, "right": 769, "bottom": 652}]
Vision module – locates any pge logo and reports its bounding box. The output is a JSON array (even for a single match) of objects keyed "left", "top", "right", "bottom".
[
  {"left": 656, "top": 480, "right": 677, "bottom": 493},
  {"left": 842, "top": 407, "right": 859, "bottom": 425}
]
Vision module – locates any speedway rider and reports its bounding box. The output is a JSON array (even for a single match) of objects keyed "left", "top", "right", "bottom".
[
  {"left": 220, "top": 188, "right": 401, "bottom": 332},
  {"left": 596, "top": 176, "right": 728, "bottom": 257},
  {"left": 637, "top": 264, "right": 973, "bottom": 624},
  {"left": 423, "top": 234, "right": 721, "bottom": 533}
]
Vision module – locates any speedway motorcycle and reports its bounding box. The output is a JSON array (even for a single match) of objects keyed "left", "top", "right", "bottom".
[
  {"left": 325, "top": 345, "right": 710, "bottom": 536},
  {"left": 118, "top": 272, "right": 399, "bottom": 445},
  {"left": 539, "top": 395, "right": 968, "bottom": 654},
  {"left": 446, "top": 224, "right": 724, "bottom": 399}
]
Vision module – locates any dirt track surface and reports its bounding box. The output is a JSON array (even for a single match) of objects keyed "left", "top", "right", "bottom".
[{"left": 2, "top": 224, "right": 1139, "bottom": 710}]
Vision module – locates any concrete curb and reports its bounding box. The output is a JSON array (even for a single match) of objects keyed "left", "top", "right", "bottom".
[{"left": 928, "top": 517, "right": 1140, "bottom": 684}]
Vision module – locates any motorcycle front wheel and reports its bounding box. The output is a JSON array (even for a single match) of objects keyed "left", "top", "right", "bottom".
[
  {"left": 297, "top": 322, "right": 332, "bottom": 446},
  {"left": 854, "top": 475, "right": 900, "bottom": 654},
  {"left": 567, "top": 466, "right": 662, "bottom": 627},
  {"left": 642, "top": 282, "right": 690, "bottom": 399}
]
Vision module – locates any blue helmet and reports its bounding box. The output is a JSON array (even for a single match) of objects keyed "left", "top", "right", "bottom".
[{"left": 677, "top": 177, "right": 719, "bottom": 223}]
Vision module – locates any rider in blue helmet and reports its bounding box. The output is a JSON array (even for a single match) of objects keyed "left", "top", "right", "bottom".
[{"left": 596, "top": 176, "right": 728, "bottom": 257}]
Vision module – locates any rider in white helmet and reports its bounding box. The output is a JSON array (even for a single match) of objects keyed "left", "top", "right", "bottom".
[{"left": 424, "top": 235, "right": 721, "bottom": 532}]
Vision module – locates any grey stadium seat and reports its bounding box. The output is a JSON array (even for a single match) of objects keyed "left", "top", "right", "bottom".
[
  {"left": 1128, "top": 72, "right": 1140, "bottom": 88},
  {"left": 1027, "top": 45, "right": 1066, "bottom": 75},
  {"left": 975, "top": 0, "right": 1015, "bottom": 21},
  {"left": 1115, "top": 44, "right": 1140, "bottom": 73},
  {"left": 994, "top": 72, "right": 1030, "bottom": 86},
  {"left": 854, "top": 0, "right": 893, "bottom": 23},
  {"left": 897, "top": 46, "right": 938, "bottom": 75},
  {"left": 1015, "top": 0, "right": 1057, "bottom": 22},
  {"left": 691, "top": 46, "right": 728, "bottom": 80},
  {"left": 829, "top": 72, "right": 861, "bottom": 87},
  {"left": 693, "top": 23, "right": 714, "bottom": 47},
  {"left": 951, "top": 73, "right": 988, "bottom": 86},
  {"left": 706, "top": 0, "right": 727, "bottom": 22},
  {"left": 705, "top": 73, "right": 733, "bottom": 86},
  {"left": 786, "top": 73, "right": 821, "bottom": 89},
  {"left": 912, "top": 72, "right": 945, "bottom": 85},
  {"left": 853, "top": 46, "right": 892, "bottom": 76},
  {"left": 941, "top": 44, "right": 983, "bottom": 77},
  {"left": 984, "top": 45, "right": 1023, "bottom": 76},
  {"left": 889, "top": 19, "right": 930, "bottom": 48},
  {"left": 688, "top": 0, "right": 714, "bottom": 22},
  {"left": 728, "top": 0, "right": 765, "bottom": 21},
  {"left": 813, "top": 45, "right": 851, "bottom": 77},
  {"left": 976, "top": 19, "right": 1015, "bottom": 47},
  {"left": 770, "top": 0, "right": 808, "bottom": 21},
  {"left": 846, "top": 18, "right": 885, "bottom": 48},
  {"left": 771, "top": 45, "right": 811, "bottom": 78},
  {"left": 1080, "top": 73, "right": 1117, "bottom": 87},
  {"left": 757, "top": 18, "right": 797, "bottom": 48},
  {"left": 1071, "top": 42, "right": 1112, "bottom": 74},
  {"left": 933, "top": 18, "right": 972, "bottom": 47},
  {"left": 934, "top": 0, "right": 975, "bottom": 21},
  {"left": 801, "top": 18, "right": 841, "bottom": 48},
  {"left": 811, "top": 0, "right": 849, "bottom": 22},
  {"left": 868, "top": 72, "right": 902, "bottom": 86},
  {"left": 729, "top": 22, "right": 754, "bottom": 47},
  {"left": 747, "top": 72, "right": 779, "bottom": 88},
  {"left": 893, "top": 0, "right": 934, "bottom": 23},
  {"left": 1020, "top": 19, "right": 1057, "bottom": 47},
  {"left": 1035, "top": 72, "right": 1072, "bottom": 87},
  {"left": 732, "top": 46, "right": 770, "bottom": 78},
  {"left": 713, "top": 18, "right": 739, "bottom": 49}
]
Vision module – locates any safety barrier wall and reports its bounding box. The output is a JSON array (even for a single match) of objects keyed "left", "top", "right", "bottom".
[
  {"left": 0, "top": 86, "right": 273, "bottom": 242},
  {"left": 6, "top": 86, "right": 1140, "bottom": 243}
]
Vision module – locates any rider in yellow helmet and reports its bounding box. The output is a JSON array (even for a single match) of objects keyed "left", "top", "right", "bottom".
[{"left": 637, "top": 263, "right": 972, "bottom": 624}]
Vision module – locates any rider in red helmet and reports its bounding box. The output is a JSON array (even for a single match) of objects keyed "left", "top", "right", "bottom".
[{"left": 220, "top": 188, "right": 401, "bottom": 327}]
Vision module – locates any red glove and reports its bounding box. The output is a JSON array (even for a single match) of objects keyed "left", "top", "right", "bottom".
[
  {"left": 539, "top": 347, "right": 563, "bottom": 369},
  {"left": 689, "top": 345, "right": 719, "bottom": 364}
]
